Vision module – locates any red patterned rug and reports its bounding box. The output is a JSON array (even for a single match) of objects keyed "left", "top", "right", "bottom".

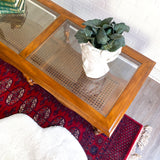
[{"left": 0, "top": 59, "right": 143, "bottom": 160}]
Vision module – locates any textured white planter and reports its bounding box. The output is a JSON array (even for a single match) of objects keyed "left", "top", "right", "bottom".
[{"left": 80, "top": 42, "right": 122, "bottom": 79}]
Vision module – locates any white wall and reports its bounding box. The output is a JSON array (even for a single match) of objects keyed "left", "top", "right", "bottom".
[{"left": 52, "top": 0, "right": 160, "bottom": 83}]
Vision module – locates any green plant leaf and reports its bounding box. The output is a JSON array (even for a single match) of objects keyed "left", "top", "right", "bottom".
[
  {"left": 96, "top": 28, "right": 110, "bottom": 44},
  {"left": 74, "top": 29, "right": 88, "bottom": 43},
  {"left": 114, "top": 23, "right": 130, "bottom": 34},
  {"left": 108, "top": 36, "right": 125, "bottom": 52},
  {"left": 102, "top": 24, "right": 111, "bottom": 29},
  {"left": 101, "top": 44, "right": 112, "bottom": 50},
  {"left": 83, "top": 19, "right": 101, "bottom": 27},
  {"left": 75, "top": 17, "right": 130, "bottom": 51},
  {"left": 101, "top": 17, "right": 113, "bottom": 26},
  {"left": 88, "top": 37, "right": 96, "bottom": 47},
  {"left": 83, "top": 27, "right": 93, "bottom": 37},
  {"left": 105, "top": 28, "right": 113, "bottom": 35},
  {"left": 109, "top": 33, "right": 122, "bottom": 40},
  {"left": 91, "top": 27, "right": 98, "bottom": 34}
]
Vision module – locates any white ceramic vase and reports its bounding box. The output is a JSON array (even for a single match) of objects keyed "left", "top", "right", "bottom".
[{"left": 80, "top": 42, "right": 122, "bottom": 79}]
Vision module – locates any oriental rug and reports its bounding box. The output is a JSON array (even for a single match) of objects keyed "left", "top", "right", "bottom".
[{"left": 0, "top": 59, "right": 143, "bottom": 160}]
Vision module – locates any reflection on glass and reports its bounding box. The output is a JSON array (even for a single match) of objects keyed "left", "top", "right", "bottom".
[
  {"left": 0, "top": 0, "right": 58, "bottom": 54},
  {"left": 26, "top": 20, "right": 140, "bottom": 117}
]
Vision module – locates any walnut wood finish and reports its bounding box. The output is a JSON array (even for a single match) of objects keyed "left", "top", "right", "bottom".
[
  {"left": 23, "top": 73, "right": 35, "bottom": 86},
  {"left": 0, "top": 0, "right": 155, "bottom": 137}
]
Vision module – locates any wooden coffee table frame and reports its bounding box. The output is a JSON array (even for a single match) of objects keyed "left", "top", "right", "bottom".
[{"left": 0, "top": 0, "right": 155, "bottom": 137}]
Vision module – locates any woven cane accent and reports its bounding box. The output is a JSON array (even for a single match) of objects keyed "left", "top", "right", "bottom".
[{"left": 27, "top": 21, "right": 139, "bottom": 116}]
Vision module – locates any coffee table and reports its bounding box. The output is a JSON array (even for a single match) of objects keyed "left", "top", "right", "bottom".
[{"left": 0, "top": 0, "right": 155, "bottom": 137}]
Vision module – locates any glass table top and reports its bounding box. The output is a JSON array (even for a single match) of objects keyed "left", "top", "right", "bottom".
[
  {"left": 26, "top": 20, "right": 140, "bottom": 117},
  {"left": 0, "top": 0, "right": 58, "bottom": 54}
]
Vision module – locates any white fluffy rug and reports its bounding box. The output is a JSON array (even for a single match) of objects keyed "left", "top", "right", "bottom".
[{"left": 0, "top": 114, "right": 87, "bottom": 160}]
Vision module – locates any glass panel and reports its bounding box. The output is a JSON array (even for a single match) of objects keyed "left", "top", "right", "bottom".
[
  {"left": 26, "top": 20, "right": 140, "bottom": 117},
  {"left": 0, "top": 0, "right": 58, "bottom": 54}
]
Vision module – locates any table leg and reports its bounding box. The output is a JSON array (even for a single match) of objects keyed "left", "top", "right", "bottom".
[
  {"left": 23, "top": 73, "right": 35, "bottom": 86},
  {"left": 93, "top": 127, "right": 103, "bottom": 135}
]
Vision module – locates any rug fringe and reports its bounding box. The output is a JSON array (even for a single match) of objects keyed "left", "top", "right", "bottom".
[
  {"left": 128, "top": 154, "right": 142, "bottom": 160},
  {"left": 137, "top": 125, "right": 152, "bottom": 151},
  {"left": 128, "top": 125, "right": 152, "bottom": 160}
]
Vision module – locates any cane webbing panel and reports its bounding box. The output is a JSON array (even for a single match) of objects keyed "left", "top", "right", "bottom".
[
  {"left": 0, "top": 0, "right": 58, "bottom": 54},
  {"left": 26, "top": 21, "right": 139, "bottom": 116}
]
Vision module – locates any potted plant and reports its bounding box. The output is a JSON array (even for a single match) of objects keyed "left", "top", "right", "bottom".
[{"left": 75, "top": 17, "right": 130, "bottom": 78}]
